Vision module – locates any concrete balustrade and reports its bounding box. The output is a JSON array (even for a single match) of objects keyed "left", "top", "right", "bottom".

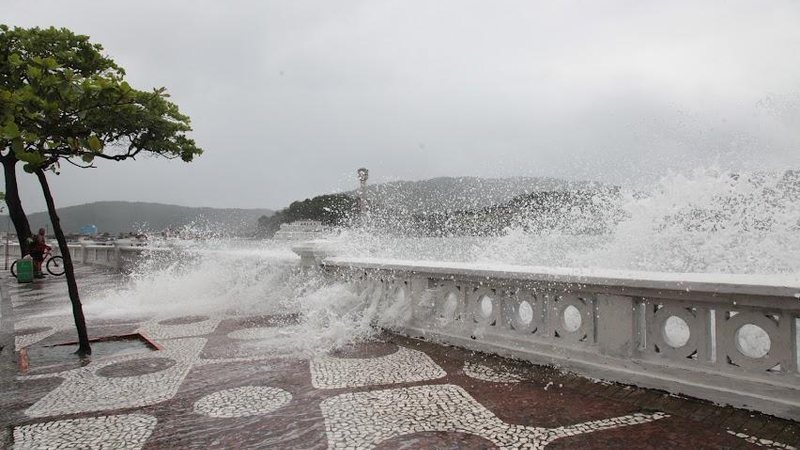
[
  {"left": 321, "top": 256, "right": 800, "bottom": 421},
  {"left": 76, "top": 242, "right": 170, "bottom": 271},
  {"left": 1, "top": 242, "right": 166, "bottom": 272}
]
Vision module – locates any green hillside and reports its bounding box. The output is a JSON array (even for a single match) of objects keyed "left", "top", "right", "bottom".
[{"left": 1, "top": 201, "right": 273, "bottom": 236}]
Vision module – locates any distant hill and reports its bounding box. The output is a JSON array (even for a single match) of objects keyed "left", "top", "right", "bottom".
[
  {"left": 1, "top": 201, "right": 273, "bottom": 236},
  {"left": 353, "top": 176, "right": 607, "bottom": 213},
  {"left": 257, "top": 176, "right": 616, "bottom": 237}
]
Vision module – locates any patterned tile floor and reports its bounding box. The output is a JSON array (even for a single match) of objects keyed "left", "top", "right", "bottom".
[{"left": 1, "top": 268, "right": 799, "bottom": 449}]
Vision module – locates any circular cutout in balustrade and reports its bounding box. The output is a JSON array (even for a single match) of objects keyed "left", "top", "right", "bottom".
[
  {"left": 735, "top": 324, "right": 771, "bottom": 359},
  {"left": 479, "top": 295, "right": 494, "bottom": 319},
  {"left": 158, "top": 315, "right": 209, "bottom": 326},
  {"left": 392, "top": 286, "right": 407, "bottom": 304},
  {"left": 518, "top": 301, "right": 534, "bottom": 325},
  {"left": 662, "top": 316, "right": 691, "bottom": 348},
  {"left": 96, "top": 357, "right": 177, "bottom": 378},
  {"left": 441, "top": 291, "right": 459, "bottom": 322},
  {"left": 562, "top": 305, "right": 582, "bottom": 332}
]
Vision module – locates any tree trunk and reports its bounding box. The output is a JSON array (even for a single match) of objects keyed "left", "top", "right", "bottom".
[
  {"left": 1, "top": 155, "right": 33, "bottom": 254},
  {"left": 34, "top": 169, "right": 91, "bottom": 356}
]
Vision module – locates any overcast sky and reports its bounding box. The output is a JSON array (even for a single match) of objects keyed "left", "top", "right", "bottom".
[{"left": 4, "top": 1, "right": 800, "bottom": 212}]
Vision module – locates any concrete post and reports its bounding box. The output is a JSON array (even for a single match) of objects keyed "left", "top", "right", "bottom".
[
  {"left": 292, "top": 240, "right": 337, "bottom": 267},
  {"left": 113, "top": 243, "right": 122, "bottom": 270},
  {"left": 595, "top": 294, "right": 636, "bottom": 358}
]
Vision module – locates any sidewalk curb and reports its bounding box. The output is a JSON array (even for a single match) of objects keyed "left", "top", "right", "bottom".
[{"left": 0, "top": 276, "right": 18, "bottom": 448}]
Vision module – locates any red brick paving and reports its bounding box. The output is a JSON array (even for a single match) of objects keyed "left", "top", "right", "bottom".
[{"left": 2, "top": 270, "right": 799, "bottom": 449}]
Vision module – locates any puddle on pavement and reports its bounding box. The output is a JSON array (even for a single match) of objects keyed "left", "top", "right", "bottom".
[{"left": 19, "top": 334, "right": 156, "bottom": 375}]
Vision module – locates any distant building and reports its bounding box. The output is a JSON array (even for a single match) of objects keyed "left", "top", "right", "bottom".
[
  {"left": 79, "top": 224, "right": 98, "bottom": 235},
  {"left": 273, "top": 220, "right": 330, "bottom": 241}
]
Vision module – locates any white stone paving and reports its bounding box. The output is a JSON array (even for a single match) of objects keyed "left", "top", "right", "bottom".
[
  {"left": 194, "top": 386, "right": 292, "bottom": 418},
  {"left": 310, "top": 346, "right": 446, "bottom": 389},
  {"left": 464, "top": 361, "right": 523, "bottom": 383},
  {"left": 726, "top": 430, "right": 798, "bottom": 449},
  {"left": 227, "top": 325, "right": 303, "bottom": 341},
  {"left": 22, "top": 337, "right": 206, "bottom": 418},
  {"left": 13, "top": 414, "right": 157, "bottom": 450},
  {"left": 321, "top": 384, "right": 668, "bottom": 449},
  {"left": 14, "top": 315, "right": 71, "bottom": 350},
  {"left": 137, "top": 317, "right": 221, "bottom": 339}
]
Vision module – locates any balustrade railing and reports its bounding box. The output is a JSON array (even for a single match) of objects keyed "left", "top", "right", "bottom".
[
  {"left": 0, "top": 242, "right": 165, "bottom": 272},
  {"left": 76, "top": 242, "right": 169, "bottom": 271},
  {"left": 322, "top": 256, "right": 800, "bottom": 421}
]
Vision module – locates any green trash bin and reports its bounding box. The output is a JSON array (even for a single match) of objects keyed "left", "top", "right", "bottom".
[{"left": 16, "top": 257, "right": 34, "bottom": 283}]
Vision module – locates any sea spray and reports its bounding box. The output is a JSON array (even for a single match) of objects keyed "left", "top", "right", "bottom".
[
  {"left": 334, "top": 169, "right": 799, "bottom": 278},
  {"left": 61, "top": 168, "right": 800, "bottom": 357},
  {"left": 583, "top": 169, "right": 800, "bottom": 275}
]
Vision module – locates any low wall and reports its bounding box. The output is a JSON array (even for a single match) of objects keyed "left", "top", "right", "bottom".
[
  {"left": 0, "top": 242, "right": 59, "bottom": 269},
  {"left": 323, "top": 256, "right": 800, "bottom": 421},
  {"left": 0, "top": 242, "right": 165, "bottom": 272},
  {"left": 74, "top": 243, "right": 170, "bottom": 271}
]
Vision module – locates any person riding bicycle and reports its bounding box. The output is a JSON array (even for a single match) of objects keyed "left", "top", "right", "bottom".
[{"left": 30, "top": 228, "right": 51, "bottom": 279}]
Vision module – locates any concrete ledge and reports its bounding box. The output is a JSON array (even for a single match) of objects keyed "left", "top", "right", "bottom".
[{"left": 325, "top": 257, "right": 800, "bottom": 300}]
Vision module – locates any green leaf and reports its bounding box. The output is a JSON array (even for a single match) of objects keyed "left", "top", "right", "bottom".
[
  {"left": 22, "top": 163, "right": 35, "bottom": 174},
  {"left": 27, "top": 66, "right": 42, "bottom": 80},
  {"left": 42, "top": 57, "right": 59, "bottom": 70},
  {"left": 8, "top": 53, "right": 22, "bottom": 67},
  {"left": 16, "top": 150, "right": 45, "bottom": 166},
  {"left": 81, "top": 154, "right": 94, "bottom": 163},
  {"left": 1, "top": 26, "right": 203, "bottom": 172},
  {"left": 87, "top": 135, "right": 103, "bottom": 152},
  {"left": 11, "top": 138, "right": 23, "bottom": 153},
  {"left": 1, "top": 121, "right": 21, "bottom": 139}
]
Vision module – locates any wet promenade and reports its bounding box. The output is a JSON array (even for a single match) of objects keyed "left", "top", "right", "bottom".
[{"left": 1, "top": 267, "right": 799, "bottom": 449}]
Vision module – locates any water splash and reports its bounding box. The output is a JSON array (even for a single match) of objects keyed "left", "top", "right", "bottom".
[
  {"left": 336, "top": 169, "right": 800, "bottom": 277},
  {"left": 75, "top": 239, "right": 385, "bottom": 356},
  {"left": 583, "top": 169, "right": 800, "bottom": 275},
  {"left": 66, "top": 168, "right": 799, "bottom": 358}
]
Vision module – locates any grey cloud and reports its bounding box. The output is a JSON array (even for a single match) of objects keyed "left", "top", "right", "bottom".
[{"left": 3, "top": 0, "right": 800, "bottom": 212}]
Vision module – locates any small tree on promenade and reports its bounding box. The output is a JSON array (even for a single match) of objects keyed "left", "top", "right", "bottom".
[{"left": 0, "top": 25, "right": 202, "bottom": 355}]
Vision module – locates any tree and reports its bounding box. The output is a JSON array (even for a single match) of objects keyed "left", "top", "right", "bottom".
[
  {"left": 0, "top": 25, "right": 203, "bottom": 355},
  {"left": 257, "top": 194, "right": 357, "bottom": 238}
]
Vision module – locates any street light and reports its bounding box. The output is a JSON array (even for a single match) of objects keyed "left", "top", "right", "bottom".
[
  {"left": 1, "top": 206, "right": 8, "bottom": 270},
  {"left": 357, "top": 167, "right": 369, "bottom": 216}
]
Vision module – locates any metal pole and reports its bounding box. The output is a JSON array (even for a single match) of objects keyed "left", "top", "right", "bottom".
[
  {"left": 2, "top": 211, "right": 7, "bottom": 271},
  {"left": 357, "top": 167, "right": 369, "bottom": 218}
]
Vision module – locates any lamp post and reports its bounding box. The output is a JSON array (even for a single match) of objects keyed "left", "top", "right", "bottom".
[
  {"left": 1, "top": 206, "right": 8, "bottom": 270},
  {"left": 357, "top": 167, "right": 369, "bottom": 217}
]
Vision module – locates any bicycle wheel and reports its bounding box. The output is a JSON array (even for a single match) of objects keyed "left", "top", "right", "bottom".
[
  {"left": 46, "top": 256, "right": 65, "bottom": 276},
  {"left": 10, "top": 260, "right": 18, "bottom": 277}
]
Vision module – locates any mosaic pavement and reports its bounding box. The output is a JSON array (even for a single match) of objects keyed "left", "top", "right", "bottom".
[
  {"left": 13, "top": 414, "right": 157, "bottom": 450},
  {"left": 463, "top": 361, "right": 523, "bottom": 384},
  {"left": 194, "top": 386, "right": 293, "bottom": 418},
  {"left": 310, "top": 345, "right": 447, "bottom": 389},
  {"left": 22, "top": 337, "right": 206, "bottom": 418},
  {"left": 2, "top": 269, "right": 800, "bottom": 449},
  {"left": 321, "top": 384, "right": 668, "bottom": 449}
]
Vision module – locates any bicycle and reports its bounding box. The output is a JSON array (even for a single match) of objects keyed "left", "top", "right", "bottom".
[{"left": 10, "top": 248, "right": 65, "bottom": 277}]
